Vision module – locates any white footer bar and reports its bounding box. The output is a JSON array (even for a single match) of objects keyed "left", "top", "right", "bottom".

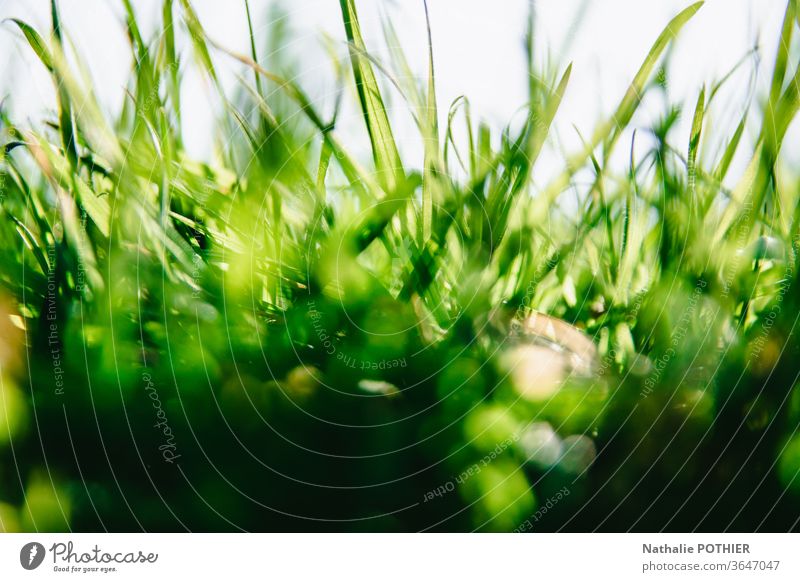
[{"left": 1, "top": 533, "right": 796, "bottom": 581}]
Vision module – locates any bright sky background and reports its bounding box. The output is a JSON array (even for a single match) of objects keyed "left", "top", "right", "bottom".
[{"left": 0, "top": 1, "right": 793, "bottom": 185}]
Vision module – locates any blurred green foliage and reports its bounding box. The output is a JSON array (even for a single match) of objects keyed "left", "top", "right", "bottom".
[{"left": 0, "top": 0, "right": 799, "bottom": 532}]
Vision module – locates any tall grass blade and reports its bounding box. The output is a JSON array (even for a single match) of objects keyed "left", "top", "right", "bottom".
[
  {"left": 716, "top": 0, "right": 800, "bottom": 242},
  {"left": 687, "top": 86, "right": 705, "bottom": 217},
  {"left": 6, "top": 19, "right": 52, "bottom": 71},
  {"left": 420, "top": 0, "right": 439, "bottom": 245},
  {"left": 50, "top": 0, "right": 79, "bottom": 170},
  {"left": 538, "top": 1, "right": 703, "bottom": 209},
  {"left": 162, "top": 0, "right": 182, "bottom": 133},
  {"left": 179, "top": 0, "right": 219, "bottom": 84}
]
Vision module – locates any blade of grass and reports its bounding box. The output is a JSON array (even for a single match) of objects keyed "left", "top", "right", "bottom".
[
  {"left": 178, "top": 0, "right": 219, "bottom": 85},
  {"left": 212, "top": 41, "right": 383, "bottom": 196},
  {"left": 50, "top": 0, "right": 79, "bottom": 171},
  {"left": 713, "top": 113, "right": 747, "bottom": 182},
  {"left": 420, "top": 0, "right": 438, "bottom": 245},
  {"left": 687, "top": 86, "right": 705, "bottom": 218},
  {"left": 715, "top": 1, "right": 800, "bottom": 243},
  {"left": 49, "top": 42, "right": 123, "bottom": 166},
  {"left": 484, "top": 64, "right": 571, "bottom": 253},
  {"left": 243, "top": 0, "right": 263, "bottom": 99},
  {"left": 339, "top": 0, "right": 404, "bottom": 190},
  {"left": 769, "top": 0, "right": 797, "bottom": 107},
  {"left": 162, "top": 0, "right": 182, "bottom": 134},
  {"left": 25, "top": 132, "right": 111, "bottom": 238},
  {"left": 5, "top": 19, "right": 53, "bottom": 70},
  {"left": 536, "top": 2, "right": 703, "bottom": 211}
]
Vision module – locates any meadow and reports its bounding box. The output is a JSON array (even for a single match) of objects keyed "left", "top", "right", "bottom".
[{"left": 0, "top": 0, "right": 799, "bottom": 531}]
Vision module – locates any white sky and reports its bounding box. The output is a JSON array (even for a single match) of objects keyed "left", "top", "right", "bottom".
[{"left": 0, "top": 1, "right": 793, "bottom": 184}]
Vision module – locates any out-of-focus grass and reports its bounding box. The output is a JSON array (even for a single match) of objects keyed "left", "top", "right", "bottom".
[{"left": 0, "top": 0, "right": 799, "bottom": 531}]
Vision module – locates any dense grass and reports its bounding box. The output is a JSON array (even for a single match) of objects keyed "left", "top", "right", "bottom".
[{"left": 0, "top": 0, "right": 800, "bottom": 531}]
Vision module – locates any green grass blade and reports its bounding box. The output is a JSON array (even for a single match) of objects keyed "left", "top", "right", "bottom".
[
  {"left": 421, "top": 0, "right": 439, "bottom": 245},
  {"left": 26, "top": 132, "right": 111, "bottom": 238},
  {"left": 162, "top": 0, "right": 182, "bottom": 133},
  {"left": 713, "top": 114, "right": 746, "bottom": 182},
  {"left": 243, "top": 0, "right": 263, "bottom": 99},
  {"left": 50, "top": 0, "right": 79, "bottom": 170},
  {"left": 213, "top": 42, "right": 382, "bottom": 195},
  {"left": 528, "top": 63, "right": 572, "bottom": 171},
  {"left": 687, "top": 86, "right": 705, "bottom": 215},
  {"left": 6, "top": 19, "right": 52, "bottom": 71},
  {"left": 339, "top": 0, "right": 403, "bottom": 191},
  {"left": 603, "top": 1, "right": 704, "bottom": 153},
  {"left": 537, "top": 2, "right": 703, "bottom": 210},
  {"left": 716, "top": 4, "right": 800, "bottom": 243},
  {"left": 7, "top": 212, "right": 50, "bottom": 276},
  {"left": 178, "top": 0, "right": 218, "bottom": 84},
  {"left": 49, "top": 43, "right": 123, "bottom": 166},
  {"left": 769, "top": 0, "right": 796, "bottom": 108}
]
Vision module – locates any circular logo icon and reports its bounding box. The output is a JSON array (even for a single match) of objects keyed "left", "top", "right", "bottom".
[{"left": 20, "top": 542, "right": 46, "bottom": 570}]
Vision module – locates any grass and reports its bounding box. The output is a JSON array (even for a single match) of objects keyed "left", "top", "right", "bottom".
[{"left": 0, "top": 0, "right": 799, "bottom": 531}]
